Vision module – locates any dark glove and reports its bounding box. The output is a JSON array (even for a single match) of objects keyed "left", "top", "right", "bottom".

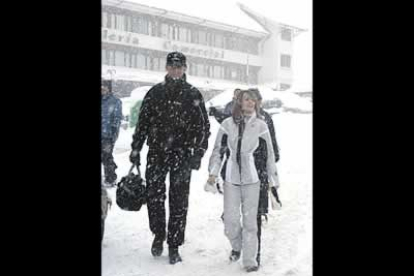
[
  {"left": 209, "top": 107, "right": 217, "bottom": 116},
  {"left": 275, "top": 154, "right": 280, "bottom": 163},
  {"left": 189, "top": 154, "right": 202, "bottom": 170},
  {"left": 129, "top": 150, "right": 140, "bottom": 166},
  {"left": 188, "top": 148, "right": 205, "bottom": 170}
]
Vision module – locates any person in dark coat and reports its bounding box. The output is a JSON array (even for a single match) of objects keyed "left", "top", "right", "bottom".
[
  {"left": 101, "top": 79, "right": 123, "bottom": 186},
  {"left": 209, "top": 88, "right": 241, "bottom": 124},
  {"left": 248, "top": 88, "right": 280, "bottom": 267},
  {"left": 129, "top": 51, "right": 211, "bottom": 265}
]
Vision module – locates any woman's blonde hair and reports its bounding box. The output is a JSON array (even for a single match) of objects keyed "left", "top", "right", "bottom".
[{"left": 232, "top": 89, "right": 262, "bottom": 123}]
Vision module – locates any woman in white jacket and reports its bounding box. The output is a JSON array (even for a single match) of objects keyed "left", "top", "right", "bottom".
[{"left": 207, "top": 89, "right": 279, "bottom": 272}]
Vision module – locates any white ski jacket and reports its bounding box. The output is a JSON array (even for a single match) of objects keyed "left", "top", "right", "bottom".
[{"left": 208, "top": 113, "right": 279, "bottom": 186}]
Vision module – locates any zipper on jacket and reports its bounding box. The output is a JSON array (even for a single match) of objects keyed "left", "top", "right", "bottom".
[{"left": 236, "top": 118, "right": 245, "bottom": 183}]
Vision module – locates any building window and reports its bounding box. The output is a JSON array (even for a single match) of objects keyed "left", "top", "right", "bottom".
[
  {"left": 225, "top": 36, "right": 236, "bottom": 50},
  {"left": 138, "top": 17, "right": 149, "bottom": 35},
  {"left": 150, "top": 20, "right": 159, "bottom": 36},
  {"left": 281, "top": 54, "right": 291, "bottom": 68},
  {"left": 246, "top": 38, "right": 258, "bottom": 54},
  {"left": 197, "top": 63, "right": 204, "bottom": 77},
  {"left": 148, "top": 53, "right": 163, "bottom": 71},
  {"left": 129, "top": 53, "right": 135, "bottom": 68},
  {"left": 115, "top": 50, "right": 124, "bottom": 66},
  {"left": 213, "top": 65, "right": 222, "bottom": 79},
  {"left": 102, "top": 12, "right": 107, "bottom": 27},
  {"left": 248, "top": 69, "right": 258, "bottom": 84},
  {"left": 127, "top": 52, "right": 133, "bottom": 68},
  {"left": 131, "top": 53, "right": 137, "bottom": 68},
  {"left": 161, "top": 23, "right": 169, "bottom": 39},
  {"left": 238, "top": 67, "right": 245, "bottom": 82},
  {"left": 231, "top": 68, "right": 238, "bottom": 80},
  {"left": 104, "top": 12, "right": 112, "bottom": 28},
  {"left": 179, "top": 26, "right": 188, "bottom": 42},
  {"left": 206, "top": 32, "right": 213, "bottom": 46},
  {"left": 125, "top": 16, "right": 132, "bottom": 32},
  {"left": 189, "top": 62, "right": 197, "bottom": 76},
  {"left": 112, "top": 14, "right": 117, "bottom": 29},
  {"left": 235, "top": 36, "right": 243, "bottom": 52},
  {"left": 131, "top": 17, "right": 138, "bottom": 33},
  {"left": 172, "top": 24, "right": 179, "bottom": 40},
  {"left": 198, "top": 30, "right": 207, "bottom": 45},
  {"left": 149, "top": 56, "right": 159, "bottom": 71},
  {"left": 137, "top": 53, "right": 146, "bottom": 69},
  {"left": 108, "top": 50, "right": 115, "bottom": 66},
  {"left": 115, "top": 14, "right": 125, "bottom": 31},
  {"left": 281, "top": 28, "right": 292, "bottom": 41},
  {"left": 214, "top": 33, "right": 223, "bottom": 48},
  {"left": 190, "top": 28, "right": 198, "bottom": 44}
]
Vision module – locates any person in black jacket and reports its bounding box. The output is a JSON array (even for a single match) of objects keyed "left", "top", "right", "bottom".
[
  {"left": 129, "top": 52, "right": 211, "bottom": 265},
  {"left": 248, "top": 88, "right": 280, "bottom": 267},
  {"left": 209, "top": 88, "right": 241, "bottom": 124}
]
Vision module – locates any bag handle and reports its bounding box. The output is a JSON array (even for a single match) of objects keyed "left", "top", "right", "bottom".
[{"left": 128, "top": 164, "right": 141, "bottom": 177}]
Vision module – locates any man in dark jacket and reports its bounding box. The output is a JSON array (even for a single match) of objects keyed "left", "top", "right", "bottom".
[
  {"left": 101, "top": 79, "right": 123, "bottom": 186},
  {"left": 129, "top": 52, "right": 211, "bottom": 265}
]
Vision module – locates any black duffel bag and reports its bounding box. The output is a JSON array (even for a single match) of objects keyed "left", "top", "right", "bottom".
[{"left": 116, "top": 165, "right": 146, "bottom": 211}]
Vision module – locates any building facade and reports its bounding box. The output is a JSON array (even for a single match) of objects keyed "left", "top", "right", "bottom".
[{"left": 102, "top": 0, "right": 305, "bottom": 97}]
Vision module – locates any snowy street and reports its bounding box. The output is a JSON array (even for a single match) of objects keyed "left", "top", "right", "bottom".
[{"left": 102, "top": 112, "right": 312, "bottom": 276}]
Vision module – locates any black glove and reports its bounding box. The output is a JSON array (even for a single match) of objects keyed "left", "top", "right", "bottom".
[
  {"left": 189, "top": 154, "right": 202, "bottom": 170},
  {"left": 188, "top": 148, "right": 205, "bottom": 170},
  {"left": 129, "top": 150, "right": 140, "bottom": 166},
  {"left": 275, "top": 154, "right": 280, "bottom": 163},
  {"left": 209, "top": 107, "right": 217, "bottom": 116}
]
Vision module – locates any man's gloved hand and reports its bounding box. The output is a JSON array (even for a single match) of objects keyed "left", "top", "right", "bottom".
[
  {"left": 189, "top": 148, "right": 205, "bottom": 170},
  {"left": 129, "top": 150, "right": 140, "bottom": 166},
  {"left": 209, "top": 107, "right": 217, "bottom": 116}
]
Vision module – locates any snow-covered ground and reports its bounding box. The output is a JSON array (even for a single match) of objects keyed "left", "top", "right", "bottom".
[{"left": 102, "top": 112, "right": 312, "bottom": 276}]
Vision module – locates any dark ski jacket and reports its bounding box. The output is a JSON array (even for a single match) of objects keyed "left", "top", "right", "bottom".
[{"left": 131, "top": 74, "right": 210, "bottom": 158}]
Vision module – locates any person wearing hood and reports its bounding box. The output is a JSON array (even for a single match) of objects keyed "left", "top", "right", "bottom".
[
  {"left": 101, "top": 79, "right": 123, "bottom": 186},
  {"left": 129, "top": 51, "right": 211, "bottom": 265}
]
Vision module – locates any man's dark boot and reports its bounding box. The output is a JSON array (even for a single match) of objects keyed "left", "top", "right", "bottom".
[
  {"left": 168, "top": 246, "right": 182, "bottom": 264},
  {"left": 151, "top": 235, "right": 164, "bottom": 257}
]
